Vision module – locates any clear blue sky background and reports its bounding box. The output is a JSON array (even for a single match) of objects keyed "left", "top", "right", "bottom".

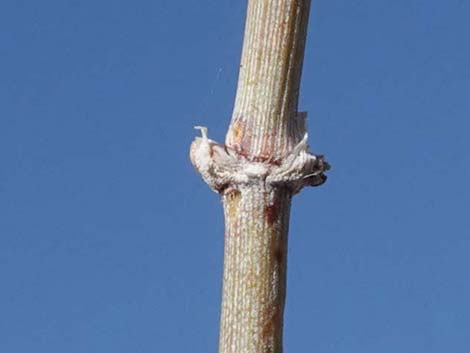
[{"left": 1, "top": 1, "right": 469, "bottom": 352}]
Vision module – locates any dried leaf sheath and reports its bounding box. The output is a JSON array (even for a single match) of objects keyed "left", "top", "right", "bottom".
[{"left": 189, "top": 1, "right": 328, "bottom": 352}]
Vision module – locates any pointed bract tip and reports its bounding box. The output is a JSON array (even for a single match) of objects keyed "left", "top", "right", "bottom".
[{"left": 194, "top": 126, "right": 208, "bottom": 139}]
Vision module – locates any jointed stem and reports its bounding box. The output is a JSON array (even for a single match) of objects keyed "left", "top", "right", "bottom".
[{"left": 190, "top": 1, "right": 328, "bottom": 352}]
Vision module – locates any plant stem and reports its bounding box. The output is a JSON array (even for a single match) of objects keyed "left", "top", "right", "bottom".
[
  {"left": 219, "top": 186, "right": 291, "bottom": 353},
  {"left": 226, "top": 0, "right": 311, "bottom": 162},
  {"left": 190, "top": 1, "right": 328, "bottom": 352}
]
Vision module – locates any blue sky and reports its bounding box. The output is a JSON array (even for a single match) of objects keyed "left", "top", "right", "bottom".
[{"left": 1, "top": 1, "right": 469, "bottom": 352}]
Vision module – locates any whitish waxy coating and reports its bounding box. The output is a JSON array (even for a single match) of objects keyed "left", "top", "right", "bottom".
[{"left": 190, "top": 126, "right": 329, "bottom": 195}]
